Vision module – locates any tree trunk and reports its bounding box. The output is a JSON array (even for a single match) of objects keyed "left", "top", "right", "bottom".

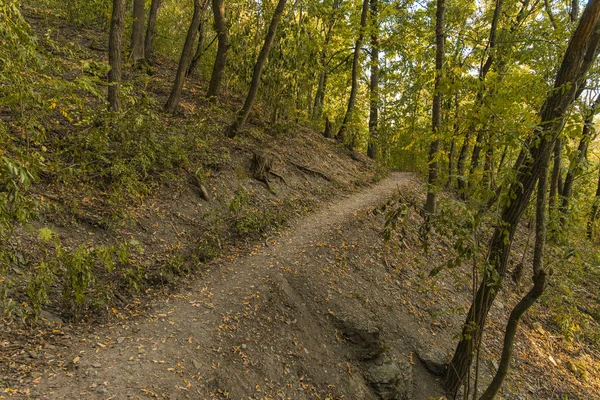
[
  {"left": 312, "top": 71, "right": 327, "bottom": 120},
  {"left": 336, "top": 0, "right": 369, "bottom": 144},
  {"left": 228, "top": 0, "right": 288, "bottom": 137},
  {"left": 560, "top": 93, "right": 600, "bottom": 218},
  {"left": 144, "top": 0, "right": 162, "bottom": 61},
  {"left": 549, "top": 138, "right": 563, "bottom": 213},
  {"left": 108, "top": 0, "right": 125, "bottom": 112},
  {"left": 187, "top": 3, "right": 211, "bottom": 77},
  {"left": 483, "top": 143, "right": 494, "bottom": 190},
  {"left": 469, "top": 130, "right": 484, "bottom": 176},
  {"left": 324, "top": 117, "right": 332, "bottom": 138},
  {"left": 367, "top": 0, "right": 379, "bottom": 160},
  {"left": 424, "top": 0, "right": 445, "bottom": 215},
  {"left": 587, "top": 167, "right": 600, "bottom": 238},
  {"left": 456, "top": 132, "right": 470, "bottom": 194},
  {"left": 479, "top": 270, "right": 546, "bottom": 399},
  {"left": 445, "top": 5, "right": 600, "bottom": 397},
  {"left": 131, "top": 0, "right": 145, "bottom": 63},
  {"left": 207, "top": 0, "right": 229, "bottom": 100},
  {"left": 572, "top": 0, "right": 580, "bottom": 23},
  {"left": 479, "top": 136, "right": 550, "bottom": 400},
  {"left": 447, "top": 141, "right": 455, "bottom": 189},
  {"left": 446, "top": 93, "right": 459, "bottom": 189},
  {"left": 165, "top": 0, "right": 206, "bottom": 114},
  {"left": 312, "top": 0, "right": 340, "bottom": 121}
]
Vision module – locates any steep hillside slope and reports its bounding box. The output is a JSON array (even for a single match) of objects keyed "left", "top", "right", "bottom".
[{"left": 0, "top": 4, "right": 384, "bottom": 390}]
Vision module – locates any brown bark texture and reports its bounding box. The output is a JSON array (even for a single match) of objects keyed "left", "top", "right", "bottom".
[
  {"left": 108, "top": 0, "right": 125, "bottom": 112},
  {"left": 549, "top": 138, "right": 563, "bottom": 212},
  {"left": 187, "top": 2, "right": 211, "bottom": 77},
  {"left": 144, "top": 0, "right": 162, "bottom": 61},
  {"left": 207, "top": 0, "right": 229, "bottom": 100},
  {"left": 131, "top": 0, "right": 145, "bottom": 63},
  {"left": 424, "top": 0, "right": 445, "bottom": 215},
  {"left": 367, "top": 0, "right": 380, "bottom": 160}
]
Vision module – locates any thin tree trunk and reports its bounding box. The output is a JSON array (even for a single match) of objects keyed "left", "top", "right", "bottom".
[
  {"left": 108, "top": 0, "right": 125, "bottom": 112},
  {"left": 144, "top": 0, "right": 162, "bottom": 61},
  {"left": 483, "top": 143, "right": 494, "bottom": 189},
  {"left": 446, "top": 93, "right": 460, "bottom": 189},
  {"left": 545, "top": 0, "right": 558, "bottom": 30},
  {"left": 312, "top": 71, "right": 327, "bottom": 119},
  {"left": 587, "top": 167, "right": 600, "bottom": 238},
  {"left": 549, "top": 138, "right": 563, "bottom": 212},
  {"left": 479, "top": 272, "right": 546, "bottom": 399},
  {"left": 336, "top": 0, "right": 369, "bottom": 144},
  {"left": 424, "top": 0, "right": 446, "bottom": 215},
  {"left": 187, "top": 1, "right": 212, "bottom": 77},
  {"left": 456, "top": 132, "right": 470, "bottom": 194},
  {"left": 469, "top": 129, "right": 486, "bottom": 177},
  {"left": 445, "top": 5, "right": 600, "bottom": 397},
  {"left": 131, "top": 0, "right": 145, "bottom": 63},
  {"left": 367, "top": 0, "right": 380, "bottom": 160},
  {"left": 312, "top": 0, "right": 340, "bottom": 121},
  {"left": 447, "top": 141, "right": 455, "bottom": 189},
  {"left": 165, "top": 0, "right": 206, "bottom": 114},
  {"left": 479, "top": 138, "right": 550, "bottom": 400},
  {"left": 207, "top": 0, "right": 229, "bottom": 100},
  {"left": 228, "top": 0, "right": 288, "bottom": 137},
  {"left": 572, "top": 0, "right": 580, "bottom": 22},
  {"left": 560, "top": 93, "right": 600, "bottom": 218}
]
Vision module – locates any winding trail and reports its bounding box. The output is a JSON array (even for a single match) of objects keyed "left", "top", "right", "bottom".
[{"left": 32, "top": 172, "right": 415, "bottom": 399}]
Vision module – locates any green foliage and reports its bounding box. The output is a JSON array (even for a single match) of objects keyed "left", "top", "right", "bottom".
[
  {"left": 18, "top": 228, "right": 147, "bottom": 321},
  {"left": 34, "top": 0, "right": 111, "bottom": 28},
  {"left": 196, "top": 230, "right": 223, "bottom": 262}
]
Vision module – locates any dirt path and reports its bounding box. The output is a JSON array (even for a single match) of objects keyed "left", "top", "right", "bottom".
[{"left": 30, "top": 172, "right": 424, "bottom": 399}]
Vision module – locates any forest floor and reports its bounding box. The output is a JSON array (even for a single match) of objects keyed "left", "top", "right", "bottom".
[
  {"left": 4, "top": 172, "right": 600, "bottom": 400},
  {"left": 11, "top": 172, "right": 449, "bottom": 400}
]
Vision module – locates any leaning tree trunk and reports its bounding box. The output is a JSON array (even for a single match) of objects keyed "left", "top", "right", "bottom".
[
  {"left": 587, "top": 167, "right": 600, "bottom": 238},
  {"left": 144, "top": 0, "right": 162, "bottom": 61},
  {"left": 187, "top": 4, "right": 211, "bottom": 77},
  {"left": 424, "top": 0, "right": 446, "bottom": 215},
  {"left": 228, "top": 0, "right": 288, "bottom": 137},
  {"left": 367, "top": 0, "right": 380, "bottom": 160},
  {"left": 479, "top": 139, "right": 550, "bottom": 400},
  {"left": 444, "top": 4, "right": 600, "bottom": 397},
  {"left": 165, "top": 0, "right": 207, "bottom": 114},
  {"left": 108, "top": 0, "right": 125, "bottom": 112},
  {"left": 131, "top": 0, "right": 145, "bottom": 63},
  {"left": 207, "top": 0, "right": 229, "bottom": 100},
  {"left": 560, "top": 93, "right": 600, "bottom": 219},
  {"left": 336, "top": 0, "right": 369, "bottom": 145}
]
